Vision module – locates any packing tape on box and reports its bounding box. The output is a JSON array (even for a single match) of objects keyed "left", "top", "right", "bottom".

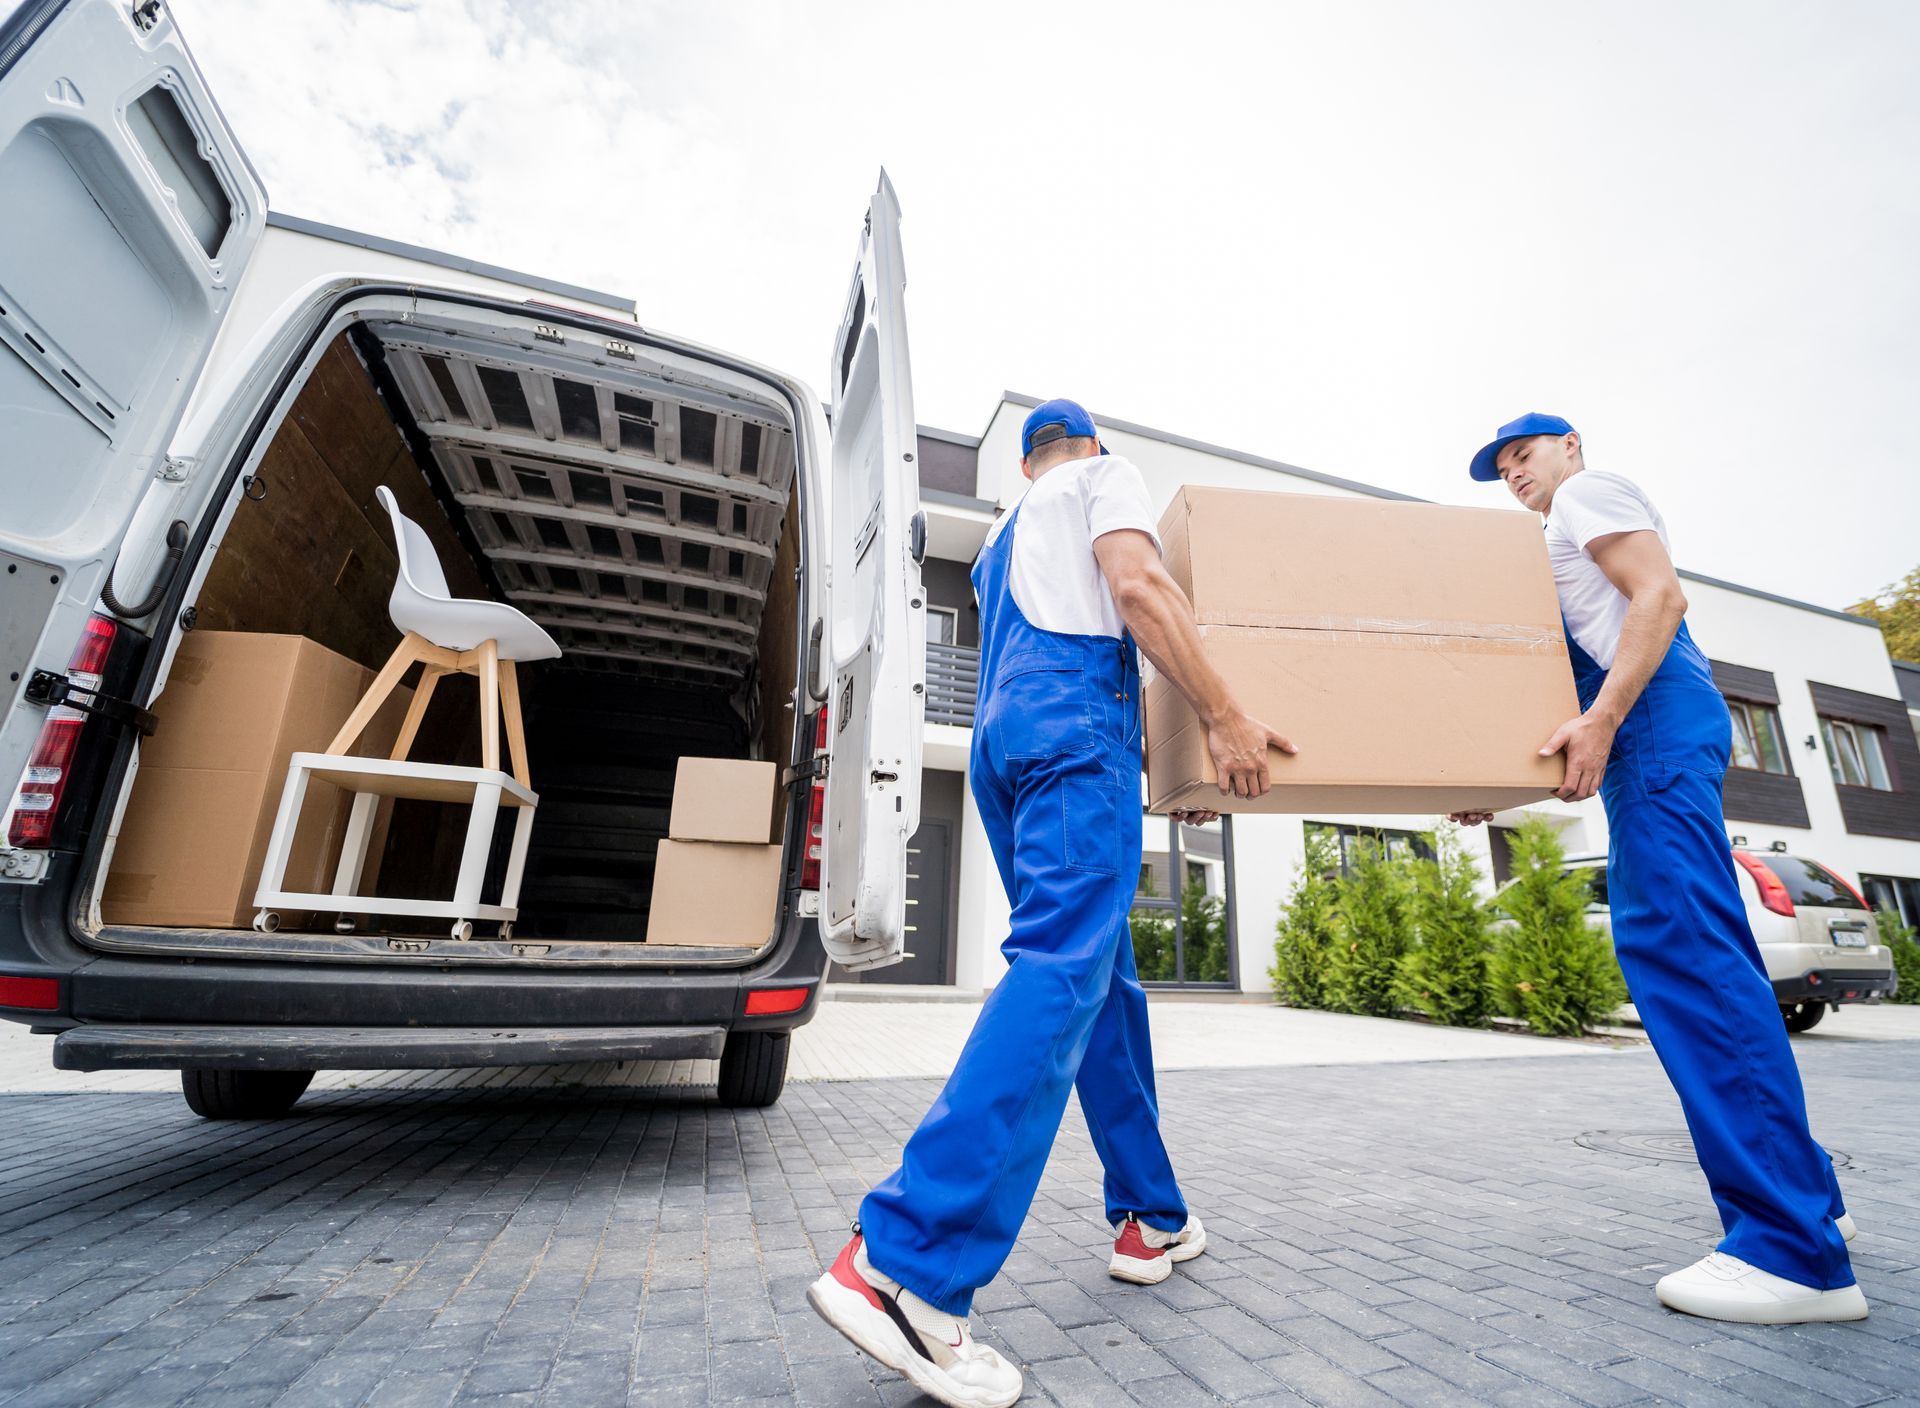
[
  {"left": 1191, "top": 623, "right": 1570, "bottom": 656},
  {"left": 1190, "top": 612, "right": 1566, "bottom": 646}
]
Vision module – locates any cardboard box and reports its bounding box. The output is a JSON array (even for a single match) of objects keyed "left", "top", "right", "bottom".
[
  {"left": 669, "top": 757, "right": 778, "bottom": 844},
  {"left": 645, "top": 839, "right": 782, "bottom": 946},
  {"left": 1145, "top": 487, "right": 1578, "bottom": 815},
  {"left": 104, "top": 632, "right": 409, "bottom": 928}
]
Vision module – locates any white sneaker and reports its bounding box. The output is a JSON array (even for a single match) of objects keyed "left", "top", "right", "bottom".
[
  {"left": 1837, "top": 1212, "right": 1858, "bottom": 1243},
  {"left": 807, "top": 1231, "right": 1023, "bottom": 1408},
  {"left": 1108, "top": 1213, "right": 1207, "bottom": 1285},
  {"left": 1655, "top": 1252, "right": 1868, "bottom": 1324}
]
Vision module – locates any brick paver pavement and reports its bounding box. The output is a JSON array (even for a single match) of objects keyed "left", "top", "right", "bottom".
[{"left": 0, "top": 1040, "right": 1914, "bottom": 1406}]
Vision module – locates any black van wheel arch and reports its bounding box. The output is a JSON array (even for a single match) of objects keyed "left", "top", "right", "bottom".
[
  {"left": 1781, "top": 1002, "right": 1827, "bottom": 1033},
  {"left": 717, "top": 1030, "right": 789, "bottom": 1108},
  {"left": 180, "top": 1068, "right": 315, "bottom": 1119}
]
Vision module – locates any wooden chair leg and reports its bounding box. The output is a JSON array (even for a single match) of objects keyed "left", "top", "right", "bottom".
[
  {"left": 389, "top": 667, "right": 445, "bottom": 762},
  {"left": 327, "top": 634, "right": 423, "bottom": 756},
  {"left": 477, "top": 639, "right": 500, "bottom": 774},
  {"left": 499, "top": 660, "right": 530, "bottom": 787}
]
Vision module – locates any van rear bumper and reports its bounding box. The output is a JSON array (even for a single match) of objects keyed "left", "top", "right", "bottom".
[{"left": 54, "top": 1023, "right": 726, "bottom": 1071}]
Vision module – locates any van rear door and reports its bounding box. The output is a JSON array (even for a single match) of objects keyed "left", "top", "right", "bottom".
[
  {"left": 0, "top": 0, "right": 265, "bottom": 804},
  {"left": 819, "top": 171, "right": 926, "bottom": 970}
]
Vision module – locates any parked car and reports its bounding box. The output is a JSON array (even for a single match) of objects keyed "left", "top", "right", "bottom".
[
  {"left": 1559, "top": 849, "right": 1896, "bottom": 1032},
  {"left": 0, "top": 0, "right": 926, "bottom": 1117}
]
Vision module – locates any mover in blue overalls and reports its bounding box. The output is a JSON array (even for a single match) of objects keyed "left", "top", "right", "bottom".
[
  {"left": 809, "top": 400, "right": 1296, "bottom": 1407},
  {"left": 1454, "top": 413, "right": 1865, "bottom": 1325}
]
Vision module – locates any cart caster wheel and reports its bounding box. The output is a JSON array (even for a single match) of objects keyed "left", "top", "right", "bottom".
[
  {"left": 451, "top": 921, "right": 474, "bottom": 941},
  {"left": 333, "top": 916, "right": 357, "bottom": 935},
  {"left": 253, "top": 911, "right": 281, "bottom": 933},
  {"left": 497, "top": 922, "right": 514, "bottom": 941}
]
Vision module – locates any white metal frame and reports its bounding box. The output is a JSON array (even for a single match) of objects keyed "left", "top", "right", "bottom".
[{"left": 253, "top": 752, "right": 538, "bottom": 941}]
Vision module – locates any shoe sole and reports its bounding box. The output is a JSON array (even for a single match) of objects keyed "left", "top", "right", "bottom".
[
  {"left": 806, "top": 1273, "right": 1021, "bottom": 1408},
  {"left": 1108, "top": 1225, "right": 1207, "bottom": 1284},
  {"left": 1656, "top": 1280, "right": 1870, "bottom": 1324}
]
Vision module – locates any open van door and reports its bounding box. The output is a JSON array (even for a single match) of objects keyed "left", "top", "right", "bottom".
[
  {"left": 820, "top": 171, "right": 926, "bottom": 970},
  {"left": 0, "top": 0, "right": 265, "bottom": 804}
]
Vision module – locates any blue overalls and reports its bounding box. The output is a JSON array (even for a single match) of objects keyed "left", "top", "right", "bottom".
[
  {"left": 858, "top": 498, "right": 1188, "bottom": 1316},
  {"left": 1569, "top": 619, "right": 1853, "bottom": 1290}
]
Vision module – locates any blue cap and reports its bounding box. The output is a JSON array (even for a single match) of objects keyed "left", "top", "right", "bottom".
[
  {"left": 1021, "top": 398, "right": 1108, "bottom": 459},
  {"left": 1468, "top": 412, "right": 1576, "bottom": 482}
]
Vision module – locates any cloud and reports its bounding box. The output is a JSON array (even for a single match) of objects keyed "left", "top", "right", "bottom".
[{"left": 170, "top": 0, "right": 1920, "bottom": 608}]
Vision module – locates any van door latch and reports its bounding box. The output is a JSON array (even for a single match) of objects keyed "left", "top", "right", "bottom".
[{"left": 24, "top": 671, "right": 158, "bottom": 736}]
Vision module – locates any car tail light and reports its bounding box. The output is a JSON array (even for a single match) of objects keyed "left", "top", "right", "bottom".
[
  {"left": 0, "top": 975, "right": 60, "bottom": 1010},
  {"left": 1732, "top": 849, "right": 1794, "bottom": 917},
  {"left": 744, "top": 987, "right": 810, "bottom": 1016},
  {"left": 799, "top": 711, "right": 827, "bottom": 891},
  {"left": 7, "top": 616, "right": 117, "bottom": 849}
]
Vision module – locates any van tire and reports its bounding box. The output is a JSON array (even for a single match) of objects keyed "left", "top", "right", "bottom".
[
  {"left": 1781, "top": 1002, "right": 1826, "bottom": 1033},
  {"left": 717, "top": 1031, "right": 788, "bottom": 1108},
  {"left": 180, "top": 1068, "right": 315, "bottom": 1119}
]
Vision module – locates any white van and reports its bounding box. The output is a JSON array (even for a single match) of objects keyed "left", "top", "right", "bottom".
[{"left": 0, "top": 0, "right": 927, "bottom": 1115}]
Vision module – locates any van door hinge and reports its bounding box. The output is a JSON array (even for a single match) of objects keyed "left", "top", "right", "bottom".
[
  {"left": 157, "top": 455, "right": 192, "bottom": 482},
  {"left": 0, "top": 848, "right": 51, "bottom": 883},
  {"left": 131, "top": 1, "right": 162, "bottom": 33},
  {"left": 786, "top": 755, "right": 829, "bottom": 785},
  {"left": 24, "top": 670, "right": 158, "bottom": 736}
]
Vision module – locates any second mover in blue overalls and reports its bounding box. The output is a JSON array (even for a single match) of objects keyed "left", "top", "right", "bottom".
[
  {"left": 1462, "top": 413, "right": 1865, "bottom": 1326},
  {"left": 808, "top": 399, "right": 1291, "bottom": 1408}
]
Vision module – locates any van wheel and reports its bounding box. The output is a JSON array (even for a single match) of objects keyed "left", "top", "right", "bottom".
[
  {"left": 717, "top": 1031, "right": 789, "bottom": 1108},
  {"left": 180, "top": 1068, "right": 315, "bottom": 1119},
  {"left": 1781, "top": 1002, "right": 1827, "bottom": 1033}
]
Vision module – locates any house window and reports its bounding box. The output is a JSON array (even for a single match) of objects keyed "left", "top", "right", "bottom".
[
  {"left": 925, "top": 605, "right": 958, "bottom": 646},
  {"left": 1131, "top": 811, "right": 1236, "bottom": 987},
  {"left": 1728, "top": 700, "right": 1792, "bottom": 775},
  {"left": 1862, "top": 873, "right": 1920, "bottom": 930},
  {"left": 1820, "top": 717, "right": 1893, "bottom": 791},
  {"left": 1307, "top": 821, "right": 1435, "bottom": 875}
]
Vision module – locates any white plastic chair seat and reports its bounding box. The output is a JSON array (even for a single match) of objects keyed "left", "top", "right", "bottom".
[{"left": 376, "top": 486, "right": 560, "bottom": 661}]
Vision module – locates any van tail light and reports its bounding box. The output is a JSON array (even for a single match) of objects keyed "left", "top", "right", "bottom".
[
  {"left": 799, "top": 711, "right": 828, "bottom": 891},
  {"left": 1732, "top": 849, "right": 1794, "bottom": 917},
  {"left": 7, "top": 616, "right": 117, "bottom": 849}
]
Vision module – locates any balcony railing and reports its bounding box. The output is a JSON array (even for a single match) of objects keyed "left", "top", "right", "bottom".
[{"left": 926, "top": 641, "right": 979, "bottom": 727}]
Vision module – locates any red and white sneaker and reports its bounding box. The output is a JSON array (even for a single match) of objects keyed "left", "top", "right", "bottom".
[
  {"left": 807, "top": 1230, "right": 1023, "bottom": 1408},
  {"left": 1108, "top": 1213, "right": 1207, "bottom": 1285}
]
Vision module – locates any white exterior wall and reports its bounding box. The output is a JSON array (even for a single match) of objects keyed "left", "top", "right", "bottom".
[{"left": 934, "top": 397, "right": 1920, "bottom": 994}]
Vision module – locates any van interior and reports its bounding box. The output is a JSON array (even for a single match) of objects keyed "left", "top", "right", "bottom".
[{"left": 94, "top": 315, "right": 807, "bottom": 957}]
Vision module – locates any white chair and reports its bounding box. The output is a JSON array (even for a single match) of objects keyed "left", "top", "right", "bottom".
[{"left": 253, "top": 486, "right": 561, "bottom": 940}]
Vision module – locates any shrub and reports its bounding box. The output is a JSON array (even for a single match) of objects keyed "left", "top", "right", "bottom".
[
  {"left": 1395, "top": 828, "right": 1494, "bottom": 1027},
  {"left": 1129, "top": 873, "right": 1177, "bottom": 982},
  {"left": 1180, "top": 876, "right": 1231, "bottom": 984},
  {"left": 1271, "top": 830, "right": 1340, "bottom": 1008},
  {"left": 1323, "top": 839, "right": 1412, "bottom": 1018},
  {"left": 1489, "top": 817, "right": 1626, "bottom": 1036},
  {"left": 1879, "top": 908, "right": 1920, "bottom": 1005}
]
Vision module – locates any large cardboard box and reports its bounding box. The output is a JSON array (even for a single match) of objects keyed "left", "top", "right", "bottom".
[
  {"left": 1145, "top": 487, "right": 1578, "bottom": 815},
  {"left": 669, "top": 757, "right": 778, "bottom": 844},
  {"left": 646, "top": 839, "right": 782, "bottom": 946},
  {"left": 104, "top": 633, "right": 409, "bottom": 928}
]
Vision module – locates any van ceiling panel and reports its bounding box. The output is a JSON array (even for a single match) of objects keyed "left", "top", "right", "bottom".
[{"left": 373, "top": 331, "right": 795, "bottom": 683}]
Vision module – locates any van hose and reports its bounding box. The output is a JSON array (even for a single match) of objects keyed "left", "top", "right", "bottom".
[{"left": 101, "top": 520, "right": 189, "bottom": 622}]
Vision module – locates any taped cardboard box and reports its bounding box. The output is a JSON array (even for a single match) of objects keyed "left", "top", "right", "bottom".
[
  {"left": 669, "top": 758, "right": 778, "bottom": 844},
  {"left": 1146, "top": 486, "right": 1578, "bottom": 815},
  {"left": 104, "top": 632, "right": 410, "bottom": 929},
  {"left": 646, "top": 839, "right": 782, "bottom": 947}
]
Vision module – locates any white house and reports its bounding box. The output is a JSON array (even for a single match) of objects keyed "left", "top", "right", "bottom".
[{"left": 849, "top": 395, "right": 1920, "bottom": 993}]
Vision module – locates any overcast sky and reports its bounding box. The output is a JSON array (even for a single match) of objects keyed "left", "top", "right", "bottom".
[{"left": 172, "top": 0, "right": 1919, "bottom": 611}]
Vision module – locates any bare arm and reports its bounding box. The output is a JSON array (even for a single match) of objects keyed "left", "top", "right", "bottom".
[
  {"left": 1093, "top": 529, "right": 1296, "bottom": 804},
  {"left": 1452, "top": 528, "right": 1685, "bottom": 823},
  {"left": 1540, "top": 529, "right": 1688, "bottom": 803}
]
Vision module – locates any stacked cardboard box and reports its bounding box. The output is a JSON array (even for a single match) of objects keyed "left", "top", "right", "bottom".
[
  {"left": 646, "top": 758, "right": 782, "bottom": 946},
  {"left": 1145, "top": 486, "right": 1578, "bottom": 815},
  {"left": 104, "top": 632, "right": 411, "bottom": 929}
]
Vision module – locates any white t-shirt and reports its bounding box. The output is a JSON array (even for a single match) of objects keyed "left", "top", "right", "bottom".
[
  {"left": 980, "top": 454, "right": 1161, "bottom": 638},
  {"left": 1544, "top": 470, "right": 1672, "bottom": 670}
]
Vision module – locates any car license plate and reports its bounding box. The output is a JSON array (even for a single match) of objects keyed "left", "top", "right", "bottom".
[{"left": 1832, "top": 930, "right": 1868, "bottom": 948}]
